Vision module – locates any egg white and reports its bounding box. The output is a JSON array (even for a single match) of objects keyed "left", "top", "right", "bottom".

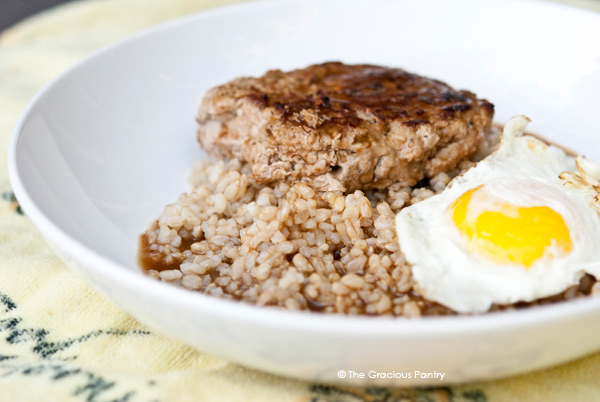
[{"left": 396, "top": 115, "right": 600, "bottom": 313}]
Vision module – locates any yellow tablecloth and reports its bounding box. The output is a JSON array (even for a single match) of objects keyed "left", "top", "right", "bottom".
[{"left": 1, "top": 0, "right": 600, "bottom": 401}]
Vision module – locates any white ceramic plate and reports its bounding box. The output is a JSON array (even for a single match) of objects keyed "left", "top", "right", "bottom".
[{"left": 8, "top": 0, "right": 600, "bottom": 386}]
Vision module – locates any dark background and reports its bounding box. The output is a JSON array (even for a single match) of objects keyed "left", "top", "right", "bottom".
[
  {"left": 2, "top": 0, "right": 599, "bottom": 35},
  {"left": 0, "top": 0, "right": 77, "bottom": 34}
]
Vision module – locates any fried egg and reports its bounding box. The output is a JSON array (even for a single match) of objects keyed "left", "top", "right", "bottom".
[{"left": 396, "top": 115, "right": 600, "bottom": 313}]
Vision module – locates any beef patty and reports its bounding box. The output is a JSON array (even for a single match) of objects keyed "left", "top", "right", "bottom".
[{"left": 197, "top": 62, "right": 494, "bottom": 192}]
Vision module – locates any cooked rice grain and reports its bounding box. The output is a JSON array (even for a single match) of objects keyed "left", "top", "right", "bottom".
[{"left": 140, "top": 126, "right": 599, "bottom": 316}]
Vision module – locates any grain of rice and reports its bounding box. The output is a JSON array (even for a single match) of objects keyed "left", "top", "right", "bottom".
[
  {"left": 159, "top": 270, "right": 182, "bottom": 282},
  {"left": 341, "top": 273, "right": 365, "bottom": 289},
  {"left": 182, "top": 274, "right": 203, "bottom": 289}
]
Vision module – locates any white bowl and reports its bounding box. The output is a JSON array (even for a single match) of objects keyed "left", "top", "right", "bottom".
[{"left": 8, "top": 0, "right": 600, "bottom": 386}]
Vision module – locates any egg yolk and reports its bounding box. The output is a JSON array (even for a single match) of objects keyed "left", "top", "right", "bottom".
[{"left": 451, "top": 186, "right": 572, "bottom": 267}]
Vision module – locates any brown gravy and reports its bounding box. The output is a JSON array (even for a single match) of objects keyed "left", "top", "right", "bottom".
[{"left": 138, "top": 234, "right": 192, "bottom": 273}]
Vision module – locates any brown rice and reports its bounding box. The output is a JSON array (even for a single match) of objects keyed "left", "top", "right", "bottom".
[{"left": 140, "top": 126, "right": 600, "bottom": 316}]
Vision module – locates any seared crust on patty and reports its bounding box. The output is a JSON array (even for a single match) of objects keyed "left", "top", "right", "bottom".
[{"left": 197, "top": 62, "right": 494, "bottom": 192}]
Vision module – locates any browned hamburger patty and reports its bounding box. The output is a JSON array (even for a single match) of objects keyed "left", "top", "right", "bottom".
[{"left": 197, "top": 62, "right": 494, "bottom": 192}]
